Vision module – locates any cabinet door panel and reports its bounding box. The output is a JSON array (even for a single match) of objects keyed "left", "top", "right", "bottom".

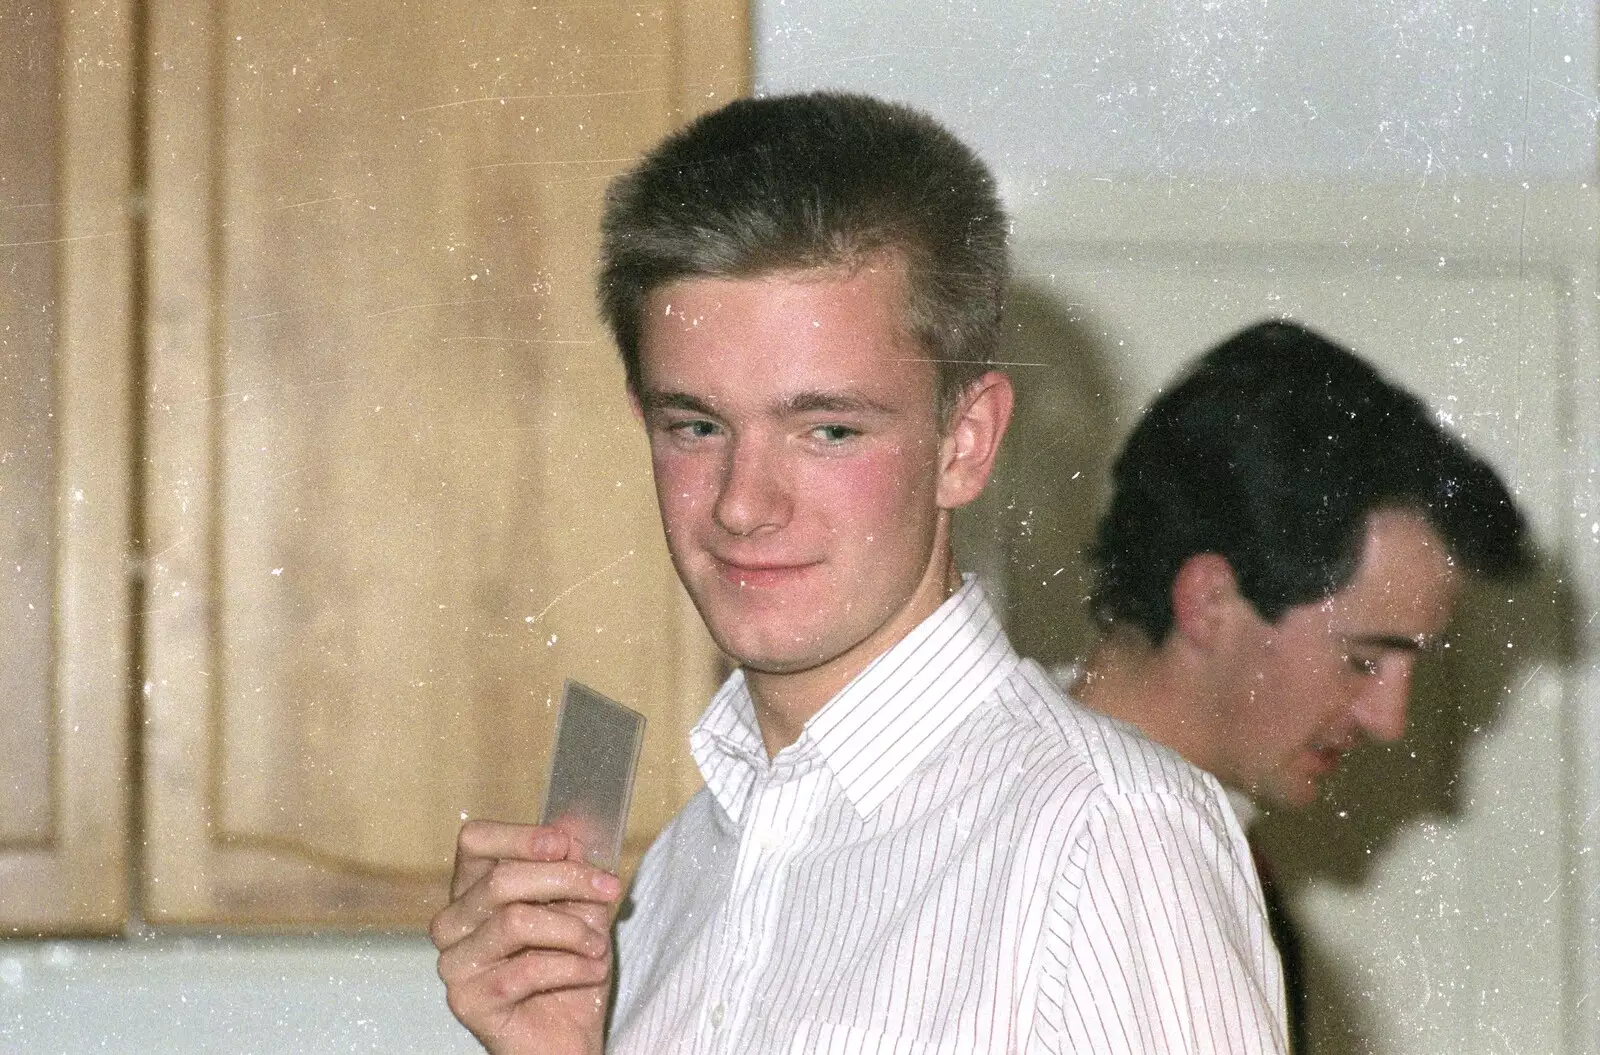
[
  {"left": 0, "top": 0, "right": 136, "bottom": 934},
  {"left": 144, "top": 0, "right": 744, "bottom": 925}
]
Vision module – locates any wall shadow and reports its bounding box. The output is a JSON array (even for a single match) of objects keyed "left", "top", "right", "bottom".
[{"left": 954, "top": 281, "right": 1122, "bottom": 669}]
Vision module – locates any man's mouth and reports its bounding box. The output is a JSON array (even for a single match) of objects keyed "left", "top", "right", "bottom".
[
  {"left": 713, "top": 557, "right": 818, "bottom": 589},
  {"left": 1305, "top": 743, "right": 1349, "bottom": 775}
]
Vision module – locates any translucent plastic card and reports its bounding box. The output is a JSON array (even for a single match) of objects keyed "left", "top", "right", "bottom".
[{"left": 538, "top": 680, "right": 646, "bottom": 872}]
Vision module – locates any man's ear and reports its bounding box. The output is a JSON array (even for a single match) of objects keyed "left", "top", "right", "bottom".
[
  {"left": 1170, "top": 553, "right": 1248, "bottom": 651},
  {"left": 936, "top": 370, "right": 1015, "bottom": 510}
]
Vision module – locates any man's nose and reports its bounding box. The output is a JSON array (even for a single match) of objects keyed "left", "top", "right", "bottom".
[
  {"left": 1353, "top": 661, "right": 1413, "bottom": 743},
  {"left": 713, "top": 438, "right": 790, "bottom": 537}
]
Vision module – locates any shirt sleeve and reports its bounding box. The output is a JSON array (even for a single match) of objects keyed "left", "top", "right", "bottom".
[{"left": 1031, "top": 788, "right": 1289, "bottom": 1055}]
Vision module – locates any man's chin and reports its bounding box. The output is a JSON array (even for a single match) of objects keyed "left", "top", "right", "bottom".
[
  {"left": 738, "top": 658, "right": 822, "bottom": 678},
  {"left": 1263, "top": 776, "right": 1321, "bottom": 811},
  {"left": 709, "top": 630, "right": 829, "bottom": 678}
]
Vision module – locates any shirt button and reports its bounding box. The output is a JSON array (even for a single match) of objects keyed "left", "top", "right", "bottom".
[{"left": 710, "top": 1003, "right": 726, "bottom": 1028}]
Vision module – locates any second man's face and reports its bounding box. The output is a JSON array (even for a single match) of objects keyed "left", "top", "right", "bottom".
[
  {"left": 1219, "top": 508, "right": 1460, "bottom": 807},
  {"left": 632, "top": 259, "right": 955, "bottom": 682}
]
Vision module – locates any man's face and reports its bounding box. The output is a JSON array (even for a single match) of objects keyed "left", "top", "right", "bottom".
[
  {"left": 1219, "top": 508, "right": 1460, "bottom": 807},
  {"left": 632, "top": 260, "right": 957, "bottom": 680}
]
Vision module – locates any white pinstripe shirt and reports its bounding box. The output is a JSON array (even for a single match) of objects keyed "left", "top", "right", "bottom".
[{"left": 610, "top": 578, "right": 1287, "bottom": 1054}]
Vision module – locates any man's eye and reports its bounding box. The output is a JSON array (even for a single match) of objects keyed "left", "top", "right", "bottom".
[
  {"left": 1346, "top": 654, "right": 1381, "bottom": 676},
  {"left": 811, "top": 424, "right": 858, "bottom": 443},
  {"left": 669, "top": 419, "right": 720, "bottom": 439}
]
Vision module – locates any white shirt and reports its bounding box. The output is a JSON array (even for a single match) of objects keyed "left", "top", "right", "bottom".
[{"left": 610, "top": 577, "right": 1287, "bottom": 1054}]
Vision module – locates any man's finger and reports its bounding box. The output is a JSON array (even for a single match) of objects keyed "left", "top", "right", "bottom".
[
  {"left": 436, "top": 899, "right": 609, "bottom": 980},
  {"left": 449, "top": 821, "right": 574, "bottom": 898},
  {"left": 443, "top": 944, "right": 611, "bottom": 1029},
  {"left": 431, "top": 858, "right": 622, "bottom": 951},
  {"left": 458, "top": 820, "right": 573, "bottom": 861}
]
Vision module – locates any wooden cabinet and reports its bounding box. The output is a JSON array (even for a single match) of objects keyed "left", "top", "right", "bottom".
[
  {"left": 2, "top": 0, "right": 744, "bottom": 933},
  {"left": 1, "top": 0, "right": 138, "bottom": 935}
]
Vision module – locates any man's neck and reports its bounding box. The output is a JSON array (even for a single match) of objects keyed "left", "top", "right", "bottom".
[
  {"left": 745, "top": 556, "right": 963, "bottom": 759},
  {"left": 1074, "top": 629, "right": 1230, "bottom": 785},
  {"left": 745, "top": 663, "right": 862, "bottom": 758}
]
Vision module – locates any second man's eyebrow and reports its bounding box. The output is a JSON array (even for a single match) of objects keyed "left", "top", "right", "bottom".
[{"left": 1344, "top": 632, "right": 1448, "bottom": 654}]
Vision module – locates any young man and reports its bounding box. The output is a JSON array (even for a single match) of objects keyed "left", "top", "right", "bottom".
[
  {"left": 1071, "top": 320, "right": 1531, "bottom": 1047},
  {"left": 431, "top": 93, "right": 1287, "bottom": 1054}
]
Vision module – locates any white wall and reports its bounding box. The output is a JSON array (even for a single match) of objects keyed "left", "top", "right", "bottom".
[{"left": 756, "top": 0, "right": 1597, "bottom": 188}]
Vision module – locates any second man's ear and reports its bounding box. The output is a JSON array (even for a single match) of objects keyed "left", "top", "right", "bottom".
[
  {"left": 1169, "top": 552, "right": 1250, "bottom": 651},
  {"left": 936, "top": 371, "right": 1015, "bottom": 511}
]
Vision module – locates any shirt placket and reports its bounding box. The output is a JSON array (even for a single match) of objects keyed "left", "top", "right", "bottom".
[{"left": 699, "top": 764, "right": 822, "bottom": 1053}]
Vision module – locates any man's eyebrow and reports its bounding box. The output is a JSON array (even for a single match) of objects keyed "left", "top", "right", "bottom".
[
  {"left": 638, "top": 391, "right": 717, "bottom": 416},
  {"left": 1343, "top": 632, "right": 1448, "bottom": 654},
  {"left": 779, "top": 391, "right": 896, "bottom": 416},
  {"left": 638, "top": 389, "right": 897, "bottom": 418}
]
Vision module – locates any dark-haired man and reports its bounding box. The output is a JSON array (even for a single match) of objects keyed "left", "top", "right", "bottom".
[
  {"left": 1072, "top": 319, "right": 1530, "bottom": 1046},
  {"left": 431, "top": 93, "right": 1287, "bottom": 1055},
  {"left": 1078, "top": 319, "right": 1528, "bottom": 810}
]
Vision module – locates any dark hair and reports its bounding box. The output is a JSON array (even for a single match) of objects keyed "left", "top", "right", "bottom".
[
  {"left": 597, "top": 91, "right": 1009, "bottom": 418},
  {"left": 1090, "top": 320, "right": 1532, "bottom": 642}
]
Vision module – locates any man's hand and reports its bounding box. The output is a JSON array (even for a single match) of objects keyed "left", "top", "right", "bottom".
[{"left": 430, "top": 821, "right": 625, "bottom": 1055}]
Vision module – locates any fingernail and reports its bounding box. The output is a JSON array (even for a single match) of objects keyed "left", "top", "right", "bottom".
[{"left": 592, "top": 873, "right": 622, "bottom": 898}]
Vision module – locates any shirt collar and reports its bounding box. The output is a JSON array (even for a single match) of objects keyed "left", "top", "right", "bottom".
[
  {"left": 689, "top": 574, "right": 1020, "bottom": 825},
  {"left": 1224, "top": 785, "right": 1260, "bottom": 829},
  {"left": 689, "top": 669, "right": 767, "bottom": 824},
  {"left": 808, "top": 575, "right": 1017, "bottom": 815}
]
